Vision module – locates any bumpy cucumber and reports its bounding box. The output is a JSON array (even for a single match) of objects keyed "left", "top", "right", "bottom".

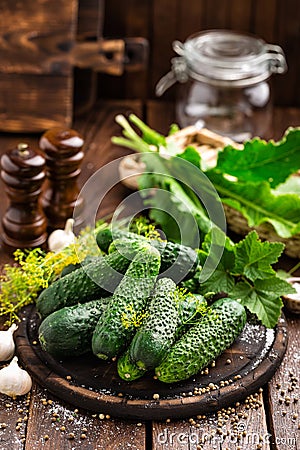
[
  {"left": 105, "top": 229, "right": 198, "bottom": 282},
  {"left": 175, "top": 293, "right": 207, "bottom": 340},
  {"left": 92, "top": 245, "right": 161, "bottom": 360},
  {"left": 155, "top": 298, "right": 246, "bottom": 383},
  {"left": 38, "top": 298, "right": 110, "bottom": 358},
  {"left": 96, "top": 228, "right": 138, "bottom": 253},
  {"left": 36, "top": 242, "right": 146, "bottom": 318},
  {"left": 153, "top": 239, "right": 198, "bottom": 282},
  {"left": 60, "top": 256, "right": 98, "bottom": 278},
  {"left": 129, "top": 278, "right": 177, "bottom": 370},
  {"left": 117, "top": 349, "right": 145, "bottom": 381}
]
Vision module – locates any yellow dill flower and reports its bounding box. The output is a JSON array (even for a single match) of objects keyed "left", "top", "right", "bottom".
[
  {"left": 121, "top": 304, "right": 148, "bottom": 330},
  {"left": 0, "top": 220, "right": 108, "bottom": 325},
  {"left": 171, "top": 287, "right": 189, "bottom": 306},
  {"left": 144, "top": 224, "right": 164, "bottom": 242},
  {"left": 129, "top": 217, "right": 165, "bottom": 242}
]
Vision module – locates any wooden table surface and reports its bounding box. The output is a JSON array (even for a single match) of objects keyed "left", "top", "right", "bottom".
[{"left": 0, "top": 101, "right": 299, "bottom": 450}]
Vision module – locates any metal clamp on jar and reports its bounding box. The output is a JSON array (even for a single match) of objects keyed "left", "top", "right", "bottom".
[{"left": 156, "top": 30, "right": 287, "bottom": 141}]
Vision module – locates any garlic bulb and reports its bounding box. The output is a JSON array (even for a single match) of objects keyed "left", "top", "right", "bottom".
[
  {"left": 0, "top": 323, "right": 18, "bottom": 361},
  {"left": 48, "top": 218, "right": 76, "bottom": 253},
  {"left": 0, "top": 356, "right": 32, "bottom": 398}
]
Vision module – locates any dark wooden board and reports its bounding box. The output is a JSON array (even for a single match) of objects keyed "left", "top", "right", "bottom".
[
  {"left": 15, "top": 305, "right": 288, "bottom": 421},
  {"left": 267, "top": 313, "right": 300, "bottom": 449},
  {"left": 0, "top": 0, "right": 77, "bottom": 132}
]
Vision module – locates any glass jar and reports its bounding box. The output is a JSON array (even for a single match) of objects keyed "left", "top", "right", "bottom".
[{"left": 156, "top": 30, "right": 287, "bottom": 141}]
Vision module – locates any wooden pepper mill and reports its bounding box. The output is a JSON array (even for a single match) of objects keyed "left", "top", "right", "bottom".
[
  {"left": 1, "top": 143, "right": 48, "bottom": 249},
  {"left": 39, "top": 127, "right": 85, "bottom": 230}
]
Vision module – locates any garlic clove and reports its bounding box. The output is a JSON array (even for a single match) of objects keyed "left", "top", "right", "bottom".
[
  {"left": 0, "top": 356, "right": 32, "bottom": 398},
  {"left": 48, "top": 218, "right": 76, "bottom": 253},
  {"left": 0, "top": 323, "right": 18, "bottom": 362}
]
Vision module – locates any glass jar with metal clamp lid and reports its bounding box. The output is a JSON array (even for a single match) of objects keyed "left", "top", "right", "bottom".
[{"left": 156, "top": 30, "right": 287, "bottom": 141}]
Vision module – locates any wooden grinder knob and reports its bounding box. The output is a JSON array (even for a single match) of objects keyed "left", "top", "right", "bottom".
[
  {"left": 39, "top": 127, "right": 85, "bottom": 230},
  {"left": 1, "top": 143, "right": 47, "bottom": 249}
]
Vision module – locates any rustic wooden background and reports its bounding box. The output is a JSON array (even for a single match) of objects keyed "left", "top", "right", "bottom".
[
  {"left": 0, "top": 0, "right": 299, "bottom": 132},
  {"left": 99, "top": 0, "right": 300, "bottom": 107}
]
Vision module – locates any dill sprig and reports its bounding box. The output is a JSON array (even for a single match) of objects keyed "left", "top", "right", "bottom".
[
  {"left": 0, "top": 220, "right": 109, "bottom": 326},
  {"left": 129, "top": 216, "right": 164, "bottom": 241},
  {"left": 121, "top": 303, "right": 149, "bottom": 330},
  {"left": 129, "top": 216, "right": 153, "bottom": 236},
  {"left": 174, "top": 288, "right": 214, "bottom": 339}
]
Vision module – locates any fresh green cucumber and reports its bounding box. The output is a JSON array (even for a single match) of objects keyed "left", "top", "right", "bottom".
[
  {"left": 129, "top": 278, "right": 177, "bottom": 370},
  {"left": 60, "top": 262, "right": 81, "bottom": 277},
  {"left": 92, "top": 245, "right": 161, "bottom": 360},
  {"left": 105, "top": 229, "right": 198, "bottom": 282},
  {"left": 175, "top": 293, "right": 207, "bottom": 340},
  {"left": 117, "top": 349, "right": 145, "bottom": 381},
  {"left": 60, "top": 256, "right": 98, "bottom": 278},
  {"left": 96, "top": 228, "right": 138, "bottom": 253},
  {"left": 38, "top": 298, "right": 110, "bottom": 358},
  {"left": 36, "top": 242, "right": 146, "bottom": 318},
  {"left": 155, "top": 298, "right": 246, "bottom": 383},
  {"left": 153, "top": 240, "right": 198, "bottom": 282}
]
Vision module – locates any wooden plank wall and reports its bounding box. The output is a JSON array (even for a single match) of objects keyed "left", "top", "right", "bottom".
[
  {"left": 0, "top": 0, "right": 78, "bottom": 131},
  {"left": 99, "top": 0, "right": 300, "bottom": 106}
]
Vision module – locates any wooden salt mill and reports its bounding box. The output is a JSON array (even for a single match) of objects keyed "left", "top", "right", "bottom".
[
  {"left": 39, "top": 127, "right": 85, "bottom": 230},
  {"left": 1, "top": 143, "right": 47, "bottom": 249}
]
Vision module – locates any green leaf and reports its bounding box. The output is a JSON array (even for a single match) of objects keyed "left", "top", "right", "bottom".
[
  {"left": 200, "top": 251, "right": 235, "bottom": 294},
  {"left": 139, "top": 174, "right": 203, "bottom": 246},
  {"left": 207, "top": 171, "right": 300, "bottom": 238},
  {"left": 215, "top": 127, "right": 300, "bottom": 188},
  {"left": 138, "top": 153, "right": 214, "bottom": 239},
  {"left": 202, "top": 227, "right": 233, "bottom": 251},
  {"left": 233, "top": 231, "right": 284, "bottom": 281},
  {"left": 177, "top": 146, "right": 201, "bottom": 168},
  {"left": 230, "top": 277, "right": 295, "bottom": 328},
  {"left": 198, "top": 231, "right": 235, "bottom": 294}
]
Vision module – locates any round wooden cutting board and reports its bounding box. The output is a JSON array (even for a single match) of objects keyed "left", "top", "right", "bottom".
[{"left": 15, "top": 305, "right": 288, "bottom": 420}]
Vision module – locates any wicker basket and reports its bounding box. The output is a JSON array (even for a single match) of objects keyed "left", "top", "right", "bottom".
[
  {"left": 223, "top": 204, "right": 300, "bottom": 258},
  {"left": 118, "top": 126, "right": 300, "bottom": 258}
]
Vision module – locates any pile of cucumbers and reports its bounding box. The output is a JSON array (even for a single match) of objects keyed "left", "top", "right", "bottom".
[{"left": 36, "top": 229, "right": 247, "bottom": 384}]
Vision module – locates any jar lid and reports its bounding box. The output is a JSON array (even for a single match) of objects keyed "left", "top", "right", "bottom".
[{"left": 156, "top": 30, "right": 287, "bottom": 95}]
